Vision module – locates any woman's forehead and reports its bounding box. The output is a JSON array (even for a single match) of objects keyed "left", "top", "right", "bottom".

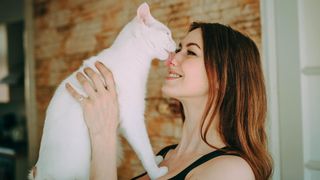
[{"left": 181, "top": 28, "right": 203, "bottom": 47}]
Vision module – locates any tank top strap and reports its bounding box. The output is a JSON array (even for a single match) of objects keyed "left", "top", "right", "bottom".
[
  {"left": 169, "top": 147, "right": 240, "bottom": 179},
  {"left": 156, "top": 144, "right": 178, "bottom": 157},
  {"left": 132, "top": 145, "right": 240, "bottom": 180},
  {"left": 131, "top": 144, "right": 178, "bottom": 180}
]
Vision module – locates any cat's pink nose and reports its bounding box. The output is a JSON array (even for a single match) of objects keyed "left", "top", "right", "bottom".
[{"left": 165, "top": 52, "right": 175, "bottom": 66}]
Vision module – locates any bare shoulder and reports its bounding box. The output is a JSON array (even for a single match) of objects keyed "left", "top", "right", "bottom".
[{"left": 189, "top": 155, "right": 255, "bottom": 180}]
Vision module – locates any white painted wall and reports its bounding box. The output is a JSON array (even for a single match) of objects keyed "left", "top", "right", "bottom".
[
  {"left": 298, "top": 0, "right": 320, "bottom": 179},
  {"left": 261, "top": 0, "right": 320, "bottom": 179}
]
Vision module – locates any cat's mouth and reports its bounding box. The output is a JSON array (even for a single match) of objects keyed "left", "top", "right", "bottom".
[
  {"left": 159, "top": 48, "right": 174, "bottom": 61},
  {"left": 164, "top": 49, "right": 174, "bottom": 58}
]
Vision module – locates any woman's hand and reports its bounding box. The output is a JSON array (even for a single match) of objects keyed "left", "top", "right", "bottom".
[
  {"left": 66, "top": 61, "right": 119, "bottom": 136},
  {"left": 66, "top": 61, "right": 118, "bottom": 180}
]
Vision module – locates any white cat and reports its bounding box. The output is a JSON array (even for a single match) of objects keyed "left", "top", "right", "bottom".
[{"left": 30, "top": 2, "right": 176, "bottom": 180}]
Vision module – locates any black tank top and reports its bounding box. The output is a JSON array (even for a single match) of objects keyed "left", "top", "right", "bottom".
[{"left": 131, "top": 144, "right": 240, "bottom": 180}]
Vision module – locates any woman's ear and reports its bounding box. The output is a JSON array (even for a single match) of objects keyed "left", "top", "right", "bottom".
[{"left": 136, "top": 2, "right": 154, "bottom": 26}]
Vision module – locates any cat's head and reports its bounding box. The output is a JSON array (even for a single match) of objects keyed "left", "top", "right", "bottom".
[{"left": 132, "top": 3, "right": 176, "bottom": 60}]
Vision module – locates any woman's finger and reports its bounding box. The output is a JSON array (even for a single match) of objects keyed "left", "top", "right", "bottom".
[
  {"left": 95, "top": 61, "right": 117, "bottom": 95},
  {"left": 83, "top": 67, "right": 107, "bottom": 93},
  {"left": 65, "top": 83, "right": 88, "bottom": 104},
  {"left": 76, "top": 72, "right": 97, "bottom": 99}
]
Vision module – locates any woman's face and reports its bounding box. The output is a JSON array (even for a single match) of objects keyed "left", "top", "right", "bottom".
[{"left": 162, "top": 28, "right": 209, "bottom": 100}]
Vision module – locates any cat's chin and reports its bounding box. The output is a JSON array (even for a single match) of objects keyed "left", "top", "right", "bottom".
[{"left": 157, "top": 51, "right": 170, "bottom": 61}]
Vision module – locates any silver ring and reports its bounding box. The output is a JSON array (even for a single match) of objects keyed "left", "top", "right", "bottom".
[{"left": 78, "top": 96, "right": 85, "bottom": 102}]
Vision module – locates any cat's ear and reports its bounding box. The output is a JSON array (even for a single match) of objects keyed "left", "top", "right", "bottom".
[{"left": 137, "top": 2, "right": 154, "bottom": 26}]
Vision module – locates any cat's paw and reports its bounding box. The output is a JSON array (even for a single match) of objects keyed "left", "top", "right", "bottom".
[
  {"left": 149, "top": 166, "right": 168, "bottom": 180},
  {"left": 155, "top": 155, "right": 164, "bottom": 165}
]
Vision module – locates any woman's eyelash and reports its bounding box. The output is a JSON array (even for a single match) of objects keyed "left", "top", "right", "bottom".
[
  {"left": 175, "top": 48, "right": 197, "bottom": 56},
  {"left": 187, "top": 50, "right": 196, "bottom": 56}
]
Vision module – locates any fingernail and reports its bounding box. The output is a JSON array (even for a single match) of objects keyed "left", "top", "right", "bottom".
[
  {"left": 96, "top": 61, "right": 103, "bottom": 66},
  {"left": 84, "top": 68, "right": 91, "bottom": 75},
  {"left": 76, "top": 72, "right": 82, "bottom": 78}
]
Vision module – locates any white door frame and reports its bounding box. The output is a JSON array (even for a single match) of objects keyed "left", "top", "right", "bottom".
[{"left": 261, "top": 0, "right": 304, "bottom": 179}]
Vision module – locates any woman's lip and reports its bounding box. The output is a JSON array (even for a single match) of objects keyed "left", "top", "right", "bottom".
[
  {"left": 165, "top": 76, "right": 182, "bottom": 80},
  {"left": 166, "top": 77, "right": 179, "bottom": 80},
  {"left": 168, "top": 70, "right": 182, "bottom": 76}
]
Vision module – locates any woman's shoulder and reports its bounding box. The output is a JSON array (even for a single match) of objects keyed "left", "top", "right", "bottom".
[{"left": 189, "top": 155, "right": 255, "bottom": 180}]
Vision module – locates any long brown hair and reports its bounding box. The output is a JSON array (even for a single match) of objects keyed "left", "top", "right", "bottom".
[{"left": 182, "top": 22, "right": 273, "bottom": 179}]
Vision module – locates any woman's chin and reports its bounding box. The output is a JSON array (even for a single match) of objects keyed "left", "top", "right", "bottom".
[
  {"left": 161, "top": 86, "right": 173, "bottom": 97},
  {"left": 161, "top": 86, "right": 179, "bottom": 99}
]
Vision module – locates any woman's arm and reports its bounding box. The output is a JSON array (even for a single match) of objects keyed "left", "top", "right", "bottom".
[
  {"left": 90, "top": 126, "right": 117, "bottom": 180},
  {"left": 66, "top": 61, "right": 119, "bottom": 180}
]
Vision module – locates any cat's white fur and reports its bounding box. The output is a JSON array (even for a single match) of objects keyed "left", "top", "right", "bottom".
[{"left": 30, "top": 3, "right": 176, "bottom": 180}]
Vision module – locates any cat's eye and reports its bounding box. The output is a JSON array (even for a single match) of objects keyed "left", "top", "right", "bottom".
[{"left": 175, "top": 48, "right": 181, "bottom": 53}]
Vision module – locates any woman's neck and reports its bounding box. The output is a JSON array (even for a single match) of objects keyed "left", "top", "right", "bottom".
[{"left": 174, "top": 96, "right": 225, "bottom": 157}]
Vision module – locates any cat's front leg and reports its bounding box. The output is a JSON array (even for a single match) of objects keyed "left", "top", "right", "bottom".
[
  {"left": 155, "top": 155, "right": 164, "bottom": 165},
  {"left": 120, "top": 114, "right": 168, "bottom": 180}
]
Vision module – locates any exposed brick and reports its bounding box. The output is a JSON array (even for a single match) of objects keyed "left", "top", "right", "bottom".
[{"left": 47, "top": 9, "right": 72, "bottom": 28}]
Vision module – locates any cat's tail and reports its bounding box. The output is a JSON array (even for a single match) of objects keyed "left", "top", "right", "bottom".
[{"left": 28, "top": 166, "right": 37, "bottom": 180}]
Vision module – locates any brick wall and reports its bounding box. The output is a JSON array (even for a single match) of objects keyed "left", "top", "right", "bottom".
[{"left": 33, "top": 0, "right": 261, "bottom": 179}]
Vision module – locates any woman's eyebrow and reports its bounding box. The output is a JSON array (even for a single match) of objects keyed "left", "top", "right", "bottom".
[
  {"left": 179, "top": 42, "right": 201, "bottom": 49},
  {"left": 187, "top": 42, "right": 201, "bottom": 49}
]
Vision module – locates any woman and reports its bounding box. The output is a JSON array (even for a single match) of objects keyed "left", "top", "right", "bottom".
[{"left": 66, "top": 22, "right": 273, "bottom": 180}]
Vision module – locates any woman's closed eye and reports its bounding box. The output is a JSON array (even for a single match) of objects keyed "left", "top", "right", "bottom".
[
  {"left": 187, "top": 50, "right": 196, "bottom": 56},
  {"left": 175, "top": 48, "right": 197, "bottom": 56}
]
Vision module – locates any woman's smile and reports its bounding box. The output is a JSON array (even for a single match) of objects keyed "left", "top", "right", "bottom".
[{"left": 166, "top": 70, "right": 183, "bottom": 80}]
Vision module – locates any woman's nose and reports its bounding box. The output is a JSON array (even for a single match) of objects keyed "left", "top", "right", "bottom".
[{"left": 165, "top": 52, "right": 176, "bottom": 67}]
